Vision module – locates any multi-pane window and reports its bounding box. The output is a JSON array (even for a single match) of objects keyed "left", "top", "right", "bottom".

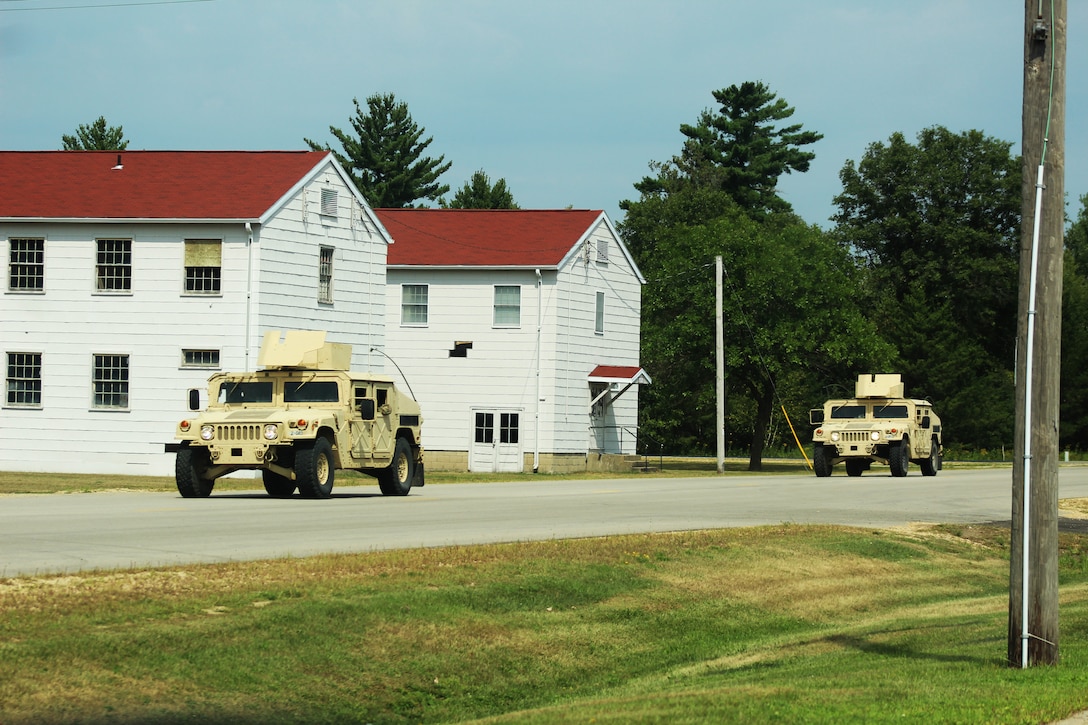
[
  {"left": 92, "top": 354, "right": 129, "bottom": 409},
  {"left": 493, "top": 285, "right": 521, "bottom": 327},
  {"left": 318, "top": 246, "right": 334, "bottom": 303},
  {"left": 9, "top": 238, "right": 44, "bottom": 291},
  {"left": 96, "top": 239, "right": 132, "bottom": 292},
  {"left": 474, "top": 412, "right": 494, "bottom": 444},
  {"left": 401, "top": 284, "right": 428, "bottom": 325},
  {"left": 182, "top": 349, "right": 220, "bottom": 368},
  {"left": 184, "top": 239, "right": 221, "bottom": 294},
  {"left": 499, "top": 412, "right": 519, "bottom": 444},
  {"left": 595, "top": 291, "right": 605, "bottom": 334},
  {"left": 6, "top": 352, "right": 42, "bottom": 407}
]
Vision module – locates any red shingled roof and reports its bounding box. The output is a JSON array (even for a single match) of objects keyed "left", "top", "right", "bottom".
[
  {"left": 0, "top": 150, "right": 331, "bottom": 220},
  {"left": 377, "top": 208, "right": 605, "bottom": 267}
]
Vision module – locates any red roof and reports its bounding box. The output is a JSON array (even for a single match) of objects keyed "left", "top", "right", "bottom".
[
  {"left": 0, "top": 150, "right": 331, "bottom": 220},
  {"left": 588, "top": 365, "right": 651, "bottom": 384},
  {"left": 377, "top": 208, "right": 605, "bottom": 267}
]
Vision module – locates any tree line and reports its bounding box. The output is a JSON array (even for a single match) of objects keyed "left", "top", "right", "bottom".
[{"left": 63, "top": 85, "right": 1088, "bottom": 465}]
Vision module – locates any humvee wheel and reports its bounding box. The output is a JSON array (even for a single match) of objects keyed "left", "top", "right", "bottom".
[
  {"left": 262, "top": 469, "right": 296, "bottom": 497},
  {"left": 176, "top": 447, "right": 215, "bottom": 498},
  {"left": 845, "top": 459, "right": 866, "bottom": 477},
  {"left": 296, "top": 438, "right": 335, "bottom": 499},
  {"left": 889, "top": 439, "right": 909, "bottom": 477},
  {"left": 920, "top": 438, "right": 940, "bottom": 477},
  {"left": 378, "top": 437, "right": 414, "bottom": 496},
  {"left": 812, "top": 444, "right": 832, "bottom": 477}
]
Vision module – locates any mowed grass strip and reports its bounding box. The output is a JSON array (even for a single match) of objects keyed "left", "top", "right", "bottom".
[{"left": 2, "top": 524, "right": 1088, "bottom": 724}]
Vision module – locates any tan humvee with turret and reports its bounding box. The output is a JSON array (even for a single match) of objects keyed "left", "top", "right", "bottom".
[
  {"left": 809, "top": 374, "right": 942, "bottom": 477},
  {"left": 166, "top": 330, "right": 424, "bottom": 498}
]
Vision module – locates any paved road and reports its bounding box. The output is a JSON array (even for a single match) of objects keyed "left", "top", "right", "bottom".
[{"left": 4, "top": 467, "right": 1088, "bottom": 578}]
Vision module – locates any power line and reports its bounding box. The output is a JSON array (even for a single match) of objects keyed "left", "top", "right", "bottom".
[{"left": 0, "top": 0, "right": 211, "bottom": 12}]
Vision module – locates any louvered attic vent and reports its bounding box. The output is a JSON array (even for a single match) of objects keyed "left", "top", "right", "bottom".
[{"left": 320, "top": 188, "right": 338, "bottom": 217}]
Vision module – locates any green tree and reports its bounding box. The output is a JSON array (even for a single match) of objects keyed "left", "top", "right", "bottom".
[
  {"left": 306, "top": 93, "right": 451, "bottom": 208},
  {"left": 442, "top": 169, "right": 519, "bottom": 209},
  {"left": 833, "top": 126, "right": 1021, "bottom": 448},
  {"left": 625, "top": 186, "right": 892, "bottom": 469},
  {"left": 631, "top": 81, "right": 822, "bottom": 217},
  {"left": 61, "top": 116, "right": 128, "bottom": 150},
  {"left": 1061, "top": 194, "right": 1088, "bottom": 450}
]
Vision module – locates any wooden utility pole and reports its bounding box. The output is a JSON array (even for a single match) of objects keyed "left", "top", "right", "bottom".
[{"left": 1009, "top": 0, "right": 1065, "bottom": 668}]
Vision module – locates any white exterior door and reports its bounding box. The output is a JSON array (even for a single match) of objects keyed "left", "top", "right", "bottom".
[{"left": 469, "top": 410, "right": 523, "bottom": 473}]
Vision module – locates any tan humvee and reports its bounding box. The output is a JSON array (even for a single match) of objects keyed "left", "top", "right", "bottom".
[
  {"left": 166, "top": 330, "right": 424, "bottom": 498},
  {"left": 809, "top": 374, "right": 942, "bottom": 477}
]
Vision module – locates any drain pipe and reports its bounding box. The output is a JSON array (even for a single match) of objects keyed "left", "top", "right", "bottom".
[
  {"left": 534, "top": 268, "right": 542, "bottom": 473},
  {"left": 244, "top": 222, "right": 254, "bottom": 369},
  {"left": 1020, "top": 161, "right": 1045, "bottom": 668}
]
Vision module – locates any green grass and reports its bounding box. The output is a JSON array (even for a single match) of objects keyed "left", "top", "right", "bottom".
[{"left": 3, "top": 524, "right": 1088, "bottom": 724}]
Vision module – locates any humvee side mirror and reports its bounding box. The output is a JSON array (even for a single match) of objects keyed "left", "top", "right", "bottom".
[
  {"left": 359, "top": 399, "right": 376, "bottom": 421},
  {"left": 188, "top": 389, "right": 200, "bottom": 411},
  {"left": 809, "top": 409, "right": 824, "bottom": 425},
  {"left": 921, "top": 416, "right": 931, "bottom": 429}
]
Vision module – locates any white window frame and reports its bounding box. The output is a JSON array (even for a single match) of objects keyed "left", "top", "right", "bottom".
[
  {"left": 401, "top": 284, "right": 429, "bottom": 326},
  {"left": 8, "top": 238, "right": 45, "bottom": 292},
  {"left": 183, "top": 239, "right": 222, "bottom": 296},
  {"left": 595, "top": 291, "right": 605, "bottom": 335},
  {"left": 92, "top": 353, "right": 130, "bottom": 410},
  {"left": 318, "top": 246, "right": 334, "bottom": 304},
  {"left": 493, "top": 285, "right": 521, "bottom": 328},
  {"left": 5, "top": 351, "right": 42, "bottom": 408},
  {"left": 95, "top": 238, "right": 132, "bottom": 294},
  {"left": 181, "top": 349, "right": 221, "bottom": 369}
]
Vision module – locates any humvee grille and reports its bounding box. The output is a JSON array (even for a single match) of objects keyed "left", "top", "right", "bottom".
[
  {"left": 216, "top": 424, "right": 262, "bottom": 441},
  {"left": 839, "top": 431, "right": 872, "bottom": 443}
]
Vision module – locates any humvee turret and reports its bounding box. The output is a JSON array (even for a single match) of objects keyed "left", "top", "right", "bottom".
[
  {"left": 810, "top": 374, "right": 942, "bottom": 478},
  {"left": 166, "top": 330, "right": 424, "bottom": 499}
]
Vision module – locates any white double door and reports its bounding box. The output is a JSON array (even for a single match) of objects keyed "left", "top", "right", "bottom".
[{"left": 469, "top": 408, "right": 523, "bottom": 473}]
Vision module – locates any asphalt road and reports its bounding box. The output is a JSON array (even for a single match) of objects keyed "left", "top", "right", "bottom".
[{"left": 4, "top": 467, "right": 1088, "bottom": 578}]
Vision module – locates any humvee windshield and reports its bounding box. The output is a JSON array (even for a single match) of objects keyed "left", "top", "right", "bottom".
[
  {"left": 831, "top": 405, "right": 866, "bottom": 419},
  {"left": 285, "top": 381, "right": 340, "bottom": 403},
  {"left": 873, "top": 404, "right": 908, "bottom": 418},
  {"left": 220, "top": 381, "right": 273, "bottom": 404}
]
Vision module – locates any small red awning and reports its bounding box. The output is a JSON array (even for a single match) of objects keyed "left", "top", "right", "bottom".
[{"left": 588, "top": 365, "right": 652, "bottom": 385}]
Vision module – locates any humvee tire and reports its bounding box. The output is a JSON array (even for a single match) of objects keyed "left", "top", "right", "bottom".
[
  {"left": 920, "top": 437, "right": 940, "bottom": 477},
  {"left": 176, "top": 446, "right": 214, "bottom": 498},
  {"left": 813, "top": 444, "right": 832, "bottom": 478},
  {"left": 262, "top": 470, "right": 296, "bottom": 498},
  {"left": 889, "top": 439, "right": 909, "bottom": 477},
  {"left": 296, "top": 438, "right": 335, "bottom": 499},
  {"left": 379, "top": 437, "right": 415, "bottom": 496},
  {"left": 845, "top": 459, "right": 867, "bottom": 477}
]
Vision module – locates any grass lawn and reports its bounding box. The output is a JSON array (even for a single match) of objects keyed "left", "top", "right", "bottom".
[{"left": 3, "top": 518, "right": 1088, "bottom": 724}]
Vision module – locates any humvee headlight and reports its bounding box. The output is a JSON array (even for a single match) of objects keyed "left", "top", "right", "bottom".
[
  {"left": 830, "top": 432, "right": 840, "bottom": 442},
  {"left": 263, "top": 424, "right": 279, "bottom": 440},
  {"left": 200, "top": 424, "right": 215, "bottom": 441},
  {"left": 870, "top": 431, "right": 881, "bottom": 441}
]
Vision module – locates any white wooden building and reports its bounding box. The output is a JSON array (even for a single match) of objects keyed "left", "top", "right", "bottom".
[
  {"left": 376, "top": 209, "right": 648, "bottom": 473},
  {"left": 0, "top": 150, "right": 391, "bottom": 476}
]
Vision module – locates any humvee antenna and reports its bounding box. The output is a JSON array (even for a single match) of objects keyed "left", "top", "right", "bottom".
[{"left": 369, "top": 347, "right": 417, "bottom": 401}]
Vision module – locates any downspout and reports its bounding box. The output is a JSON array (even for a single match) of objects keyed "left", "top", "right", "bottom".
[
  {"left": 244, "top": 222, "right": 254, "bottom": 369},
  {"left": 534, "top": 268, "right": 542, "bottom": 473}
]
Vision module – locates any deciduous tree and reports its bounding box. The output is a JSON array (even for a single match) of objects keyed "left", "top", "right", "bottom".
[{"left": 833, "top": 126, "right": 1021, "bottom": 448}]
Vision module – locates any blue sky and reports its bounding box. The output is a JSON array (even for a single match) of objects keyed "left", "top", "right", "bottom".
[{"left": 1, "top": 0, "right": 1083, "bottom": 228}]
